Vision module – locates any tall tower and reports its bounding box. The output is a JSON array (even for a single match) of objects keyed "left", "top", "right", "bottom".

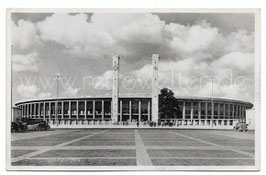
[
  {"left": 152, "top": 54, "right": 159, "bottom": 123},
  {"left": 112, "top": 54, "right": 120, "bottom": 122}
]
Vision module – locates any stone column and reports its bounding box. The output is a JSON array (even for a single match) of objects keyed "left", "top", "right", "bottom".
[
  {"left": 26, "top": 104, "right": 28, "bottom": 117},
  {"left": 232, "top": 104, "right": 235, "bottom": 119},
  {"left": 76, "top": 101, "right": 79, "bottom": 119},
  {"left": 218, "top": 103, "right": 220, "bottom": 118},
  {"left": 242, "top": 106, "right": 244, "bottom": 121},
  {"left": 62, "top": 101, "right": 64, "bottom": 118},
  {"left": 228, "top": 103, "right": 231, "bottom": 118},
  {"left": 43, "top": 102, "right": 46, "bottom": 120},
  {"left": 38, "top": 102, "right": 41, "bottom": 118},
  {"left": 237, "top": 105, "right": 240, "bottom": 121},
  {"left": 182, "top": 101, "right": 185, "bottom": 120},
  {"left": 190, "top": 102, "right": 193, "bottom": 120},
  {"left": 24, "top": 105, "right": 26, "bottom": 117},
  {"left": 85, "top": 101, "right": 87, "bottom": 120},
  {"left": 211, "top": 102, "right": 214, "bottom": 120},
  {"left": 21, "top": 105, "right": 24, "bottom": 118},
  {"left": 27, "top": 104, "right": 29, "bottom": 117},
  {"left": 138, "top": 100, "right": 141, "bottom": 122},
  {"left": 30, "top": 103, "right": 32, "bottom": 117},
  {"left": 55, "top": 101, "right": 58, "bottom": 125},
  {"left": 120, "top": 100, "right": 123, "bottom": 122},
  {"left": 69, "top": 101, "right": 71, "bottom": 119},
  {"left": 205, "top": 102, "right": 208, "bottom": 118},
  {"left": 239, "top": 105, "right": 242, "bottom": 121},
  {"left": 152, "top": 54, "right": 159, "bottom": 123},
  {"left": 129, "top": 100, "right": 132, "bottom": 122},
  {"left": 102, "top": 100, "right": 104, "bottom": 121},
  {"left": 93, "top": 100, "right": 95, "bottom": 119},
  {"left": 49, "top": 102, "right": 51, "bottom": 121},
  {"left": 112, "top": 54, "right": 120, "bottom": 122},
  {"left": 34, "top": 103, "right": 36, "bottom": 118},
  {"left": 31, "top": 103, "right": 33, "bottom": 117},
  {"left": 243, "top": 106, "right": 246, "bottom": 121},
  {"left": 30, "top": 103, "right": 32, "bottom": 118},
  {"left": 148, "top": 101, "right": 151, "bottom": 121},
  {"left": 198, "top": 102, "right": 201, "bottom": 119},
  {"left": 223, "top": 103, "right": 226, "bottom": 118}
]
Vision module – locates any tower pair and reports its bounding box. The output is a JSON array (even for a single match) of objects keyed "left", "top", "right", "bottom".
[{"left": 111, "top": 54, "right": 159, "bottom": 123}]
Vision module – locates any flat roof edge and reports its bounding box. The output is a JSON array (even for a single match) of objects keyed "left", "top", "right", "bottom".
[{"left": 15, "top": 96, "right": 253, "bottom": 107}]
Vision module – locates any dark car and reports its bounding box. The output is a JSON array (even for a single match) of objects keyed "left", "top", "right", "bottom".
[
  {"left": 234, "top": 122, "right": 248, "bottom": 132},
  {"left": 11, "top": 121, "right": 27, "bottom": 133},
  {"left": 21, "top": 118, "right": 50, "bottom": 131},
  {"left": 37, "top": 120, "right": 51, "bottom": 131}
]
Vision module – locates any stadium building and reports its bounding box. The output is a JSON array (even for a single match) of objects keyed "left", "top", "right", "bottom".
[{"left": 13, "top": 54, "right": 253, "bottom": 129}]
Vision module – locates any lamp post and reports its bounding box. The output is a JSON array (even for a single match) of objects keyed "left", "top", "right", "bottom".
[
  {"left": 209, "top": 76, "right": 215, "bottom": 127},
  {"left": 53, "top": 74, "right": 62, "bottom": 126}
]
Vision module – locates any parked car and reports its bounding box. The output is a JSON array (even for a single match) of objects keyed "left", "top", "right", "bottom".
[
  {"left": 11, "top": 121, "right": 27, "bottom": 132},
  {"left": 234, "top": 122, "right": 248, "bottom": 132},
  {"left": 21, "top": 118, "right": 50, "bottom": 131},
  {"left": 36, "top": 120, "right": 51, "bottom": 131}
]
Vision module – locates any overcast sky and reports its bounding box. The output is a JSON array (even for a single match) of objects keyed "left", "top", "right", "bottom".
[{"left": 11, "top": 12, "right": 255, "bottom": 104}]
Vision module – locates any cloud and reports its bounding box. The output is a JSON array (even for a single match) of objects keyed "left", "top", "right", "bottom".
[
  {"left": 17, "top": 84, "right": 40, "bottom": 99},
  {"left": 93, "top": 70, "right": 126, "bottom": 90},
  {"left": 35, "top": 13, "right": 167, "bottom": 59},
  {"left": 61, "top": 86, "right": 80, "bottom": 97},
  {"left": 93, "top": 70, "right": 114, "bottom": 90},
  {"left": 13, "top": 52, "right": 39, "bottom": 72},
  {"left": 166, "top": 20, "right": 223, "bottom": 57},
  {"left": 11, "top": 20, "right": 40, "bottom": 49},
  {"left": 37, "top": 92, "right": 51, "bottom": 99},
  {"left": 91, "top": 13, "right": 165, "bottom": 43},
  {"left": 224, "top": 30, "right": 254, "bottom": 53},
  {"left": 131, "top": 50, "right": 254, "bottom": 101},
  {"left": 211, "top": 52, "right": 254, "bottom": 72},
  {"left": 11, "top": 13, "right": 255, "bottom": 103},
  {"left": 12, "top": 13, "right": 254, "bottom": 62},
  {"left": 17, "top": 83, "right": 52, "bottom": 100},
  {"left": 35, "top": 13, "right": 255, "bottom": 63},
  {"left": 165, "top": 21, "right": 255, "bottom": 61},
  {"left": 37, "top": 13, "right": 114, "bottom": 59}
]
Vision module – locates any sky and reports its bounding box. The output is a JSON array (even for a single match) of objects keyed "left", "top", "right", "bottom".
[{"left": 11, "top": 12, "right": 255, "bottom": 104}]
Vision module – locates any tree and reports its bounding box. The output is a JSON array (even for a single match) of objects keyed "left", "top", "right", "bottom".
[{"left": 159, "top": 88, "right": 179, "bottom": 119}]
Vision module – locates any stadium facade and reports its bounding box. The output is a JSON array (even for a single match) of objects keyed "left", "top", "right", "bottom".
[
  {"left": 15, "top": 96, "right": 253, "bottom": 129},
  {"left": 13, "top": 54, "right": 253, "bottom": 129}
]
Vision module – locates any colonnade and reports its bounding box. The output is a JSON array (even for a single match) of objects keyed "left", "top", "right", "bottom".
[{"left": 16, "top": 99, "right": 248, "bottom": 125}]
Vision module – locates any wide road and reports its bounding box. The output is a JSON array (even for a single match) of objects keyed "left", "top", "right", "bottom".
[{"left": 10, "top": 129, "right": 255, "bottom": 167}]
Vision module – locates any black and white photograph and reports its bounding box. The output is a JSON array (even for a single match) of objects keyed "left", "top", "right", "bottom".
[{"left": 6, "top": 9, "right": 260, "bottom": 170}]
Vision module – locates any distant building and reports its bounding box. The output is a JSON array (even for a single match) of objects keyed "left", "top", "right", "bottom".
[
  {"left": 12, "top": 106, "right": 22, "bottom": 122},
  {"left": 246, "top": 108, "right": 255, "bottom": 130}
]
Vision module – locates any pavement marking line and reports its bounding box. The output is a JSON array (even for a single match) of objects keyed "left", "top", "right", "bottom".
[
  {"left": 169, "top": 131, "right": 254, "bottom": 158},
  {"left": 146, "top": 145, "right": 254, "bottom": 150},
  {"left": 134, "top": 130, "right": 153, "bottom": 166},
  {"left": 11, "top": 129, "right": 109, "bottom": 163},
  {"left": 12, "top": 146, "right": 136, "bottom": 150},
  {"left": 146, "top": 146, "right": 223, "bottom": 150},
  {"left": 150, "top": 157, "right": 254, "bottom": 160},
  {"left": 28, "top": 157, "right": 135, "bottom": 160},
  {"left": 70, "top": 140, "right": 135, "bottom": 143}
]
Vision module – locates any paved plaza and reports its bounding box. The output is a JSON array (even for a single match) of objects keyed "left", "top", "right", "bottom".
[{"left": 11, "top": 129, "right": 255, "bottom": 166}]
